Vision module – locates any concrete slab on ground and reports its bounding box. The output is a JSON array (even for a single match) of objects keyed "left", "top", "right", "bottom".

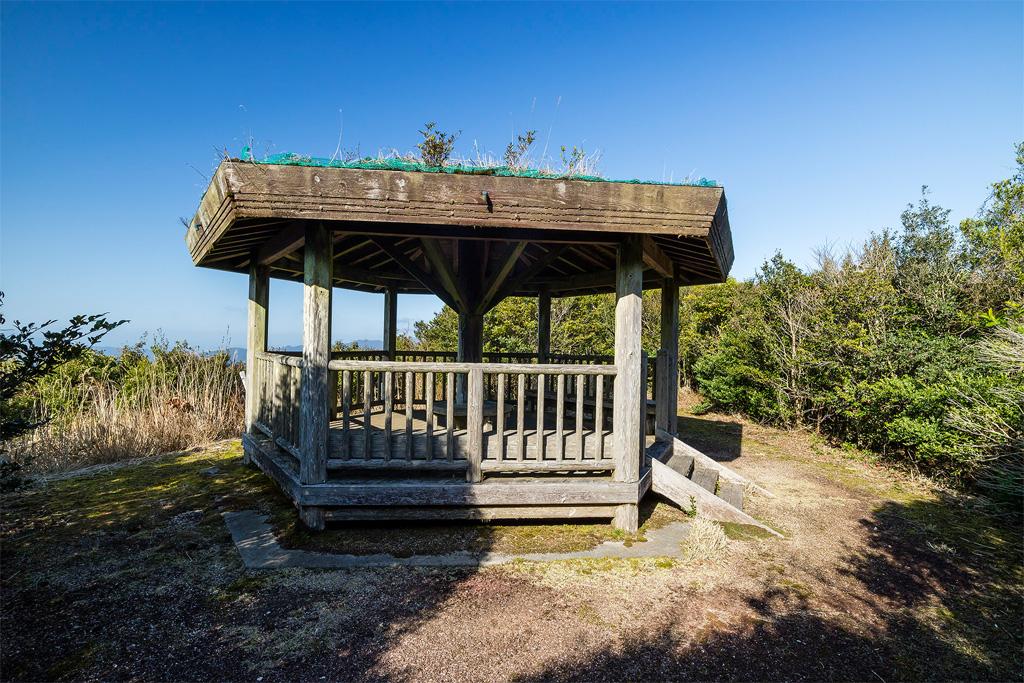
[{"left": 223, "top": 510, "right": 693, "bottom": 569}]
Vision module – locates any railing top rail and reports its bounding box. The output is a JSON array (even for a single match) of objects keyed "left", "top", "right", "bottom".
[
  {"left": 329, "top": 350, "right": 616, "bottom": 361},
  {"left": 256, "top": 351, "right": 304, "bottom": 367},
  {"left": 327, "top": 359, "right": 618, "bottom": 375}
]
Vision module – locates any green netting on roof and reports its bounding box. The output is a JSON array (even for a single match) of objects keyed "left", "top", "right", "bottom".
[{"left": 236, "top": 147, "right": 718, "bottom": 187}]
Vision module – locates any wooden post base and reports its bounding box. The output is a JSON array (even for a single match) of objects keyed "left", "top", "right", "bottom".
[
  {"left": 299, "top": 506, "right": 326, "bottom": 531},
  {"left": 612, "top": 503, "right": 639, "bottom": 533}
]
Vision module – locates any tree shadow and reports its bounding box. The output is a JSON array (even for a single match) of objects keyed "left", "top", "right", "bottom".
[
  {"left": 516, "top": 496, "right": 1023, "bottom": 682},
  {"left": 676, "top": 414, "right": 744, "bottom": 462}
]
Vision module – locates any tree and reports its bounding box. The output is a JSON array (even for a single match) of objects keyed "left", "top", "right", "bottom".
[{"left": 0, "top": 293, "right": 125, "bottom": 487}]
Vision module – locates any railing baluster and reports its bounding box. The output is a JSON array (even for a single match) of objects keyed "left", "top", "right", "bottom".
[
  {"left": 555, "top": 374, "right": 565, "bottom": 461},
  {"left": 536, "top": 373, "right": 546, "bottom": 461},
  {"left": 445, "top": 371, "right": 455, "bottom": 460},
  {"left": 383, "top": 370, "right": 393, "bottom": 461},
  {"left": 425, "top": 371, "right": 435, "bottom": 460},
  {"left": 363, "top": 369, "right": 372, "bottom": 460},
  {"left": 516, "top": 373, "right": 526, "bottom": 460},
  {"left": 467, "top": 368, "right": 483, "bottom": 482},
  {"left": 496, "top": 372, "right": 505, "bottom": 462},
  {"left": 595, "top": 374, "right": 604, "bottom": 461},
  {"left": 342, "top": 370, "right": 351, "bottom": 460},
  {"left": 575, "top": 374, "right": 584, "bottom": 460},
  {"left": 405, "top": 370, "right": 414, "bottom": 460}
]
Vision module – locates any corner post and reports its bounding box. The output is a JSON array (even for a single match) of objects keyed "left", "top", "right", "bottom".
[
  {"left": 300, "top": 222, "right": 333, "bottom": 499},
  {"left": 656, "top": 277, "right": 679, "bottom": 436},
  {"left": 537, "top": 286, "right": 551, "bottom": 364},
  {"left": 383, "top": 287, "right": 398, "bottom": 360},
  {"left": 245, "top": 262, "right": 269, "bottom": 437},
  {"left": 612, "top": 236, "right": 643, "bottom": 532}
]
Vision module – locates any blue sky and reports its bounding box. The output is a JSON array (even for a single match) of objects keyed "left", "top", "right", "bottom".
[{"left": 2, "top": 2, "right": 1021, "bottom": 349}]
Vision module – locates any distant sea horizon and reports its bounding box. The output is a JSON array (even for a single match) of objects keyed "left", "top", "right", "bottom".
[{"left": 94, "top": 339, "right": 385, "bottom": 361}]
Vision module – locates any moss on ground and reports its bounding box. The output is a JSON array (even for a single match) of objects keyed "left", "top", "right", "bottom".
[{"left": 275, "top": 495, "right": 691, "bottom": 557}]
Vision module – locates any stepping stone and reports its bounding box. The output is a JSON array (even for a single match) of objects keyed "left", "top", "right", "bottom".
[
  {"left": 718, "top": 480, "right": 744, "bottom": 511},
  {"left": 691, "top": 466, "right": 719, "bottom": 494},
  {"left": 665, "top": 452, "right": 694, "bottom": 478}
]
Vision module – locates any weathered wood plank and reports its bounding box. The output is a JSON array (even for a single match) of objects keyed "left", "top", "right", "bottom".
[
  {"left": 341, "top": 370, "right": 351, "bottom": 459},
  {"left": 405, "top": 371, "right": 414, "bottom": 460},
  {"left": 425, "top": 371, "right": 435, "bottom": 460},
  {"left": 295, "top": 478, "right": 643, "bottom": 507},
  {"left": 323, "top": 505, "right": 618, "bottom": 522}
]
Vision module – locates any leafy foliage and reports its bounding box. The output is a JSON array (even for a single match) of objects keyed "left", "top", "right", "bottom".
[
  {"left": 504, "top": 130, "right": 537, "bottom": 171},
  {"left": 0, "top": 294, "right": 125, "bottom": 488},
  {"left": 0, "top": 294, "right": 126, "bottom": 441},
  {"left": 417, "top": 121, "right": 459, "bottom": 167}
]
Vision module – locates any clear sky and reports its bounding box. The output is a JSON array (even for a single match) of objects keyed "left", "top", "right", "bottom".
[{"left": 2, "top": 2, "right": 1021, "bottom": 349}]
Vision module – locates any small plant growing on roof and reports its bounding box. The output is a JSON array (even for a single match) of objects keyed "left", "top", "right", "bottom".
[
  {"left": 417, "top": 122, "right": 459, "bottom": 167},
  {"left": 504, "top": 130, "right": 537, "bottom": 172},
  {"left": 560, "top": 145, "right": 599, "bottom": 177}
]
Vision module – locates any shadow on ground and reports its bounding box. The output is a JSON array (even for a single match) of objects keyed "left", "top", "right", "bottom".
[
  {"left": 3, "top": 419, "right": 1022, "bottom": 681},
  {"left": 676, "top": 415, "right": 743, "bottom": 462},
  {"left": 518, "top": 496, "right": 1023, "bottom": 682}
]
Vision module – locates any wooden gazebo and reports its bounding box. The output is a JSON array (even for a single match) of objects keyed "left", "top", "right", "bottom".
[{"left": 186, "top": 160, "right": 734, "bottom": 531}]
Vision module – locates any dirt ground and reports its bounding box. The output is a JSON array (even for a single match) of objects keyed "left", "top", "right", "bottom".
[{"left": 2, "top": 407, "right": 1021, "bottom": 682}]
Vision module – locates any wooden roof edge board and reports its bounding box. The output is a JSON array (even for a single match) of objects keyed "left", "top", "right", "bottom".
[
  {"left": 186, "top": 161, "right": 727, "bottom": 253},
  {"left": 185, "top": 162, "right": 734, "bottom": 285}
]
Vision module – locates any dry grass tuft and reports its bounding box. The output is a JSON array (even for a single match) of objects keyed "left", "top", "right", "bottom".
[{"left": 681, "top": 516, "right": 729, "bottom": 562}]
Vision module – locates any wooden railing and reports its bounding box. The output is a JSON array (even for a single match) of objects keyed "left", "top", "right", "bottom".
[
  {"left": 251, "top": 352, "right": 304, "bottom": 457},
  {"left": 251, "top": 351, "right": 642, "bottom": 481},
  {"left": 325, "top": 359, "right": 618, "bottom": 481}
]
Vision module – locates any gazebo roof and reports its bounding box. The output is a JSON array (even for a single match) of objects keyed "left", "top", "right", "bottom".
[{"left": 185, "top": 160, "right": 733, "bottom": 299}]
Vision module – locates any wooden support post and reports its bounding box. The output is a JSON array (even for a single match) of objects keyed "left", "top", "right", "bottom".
[
  {"left": 456, "top": 312, "right": 483, "bottom": 404},
  {"left": 383, "top": 287, "right": 398, "bottom": 360},
  {"left": 656, "top": 277, "right": 680, "bottom": 436},
  {"left": 537, "top": 286, "right": 551, "bottom": 365},
  {"left": 300, "top": 222, "right": 332, "bottom": 490},
  {"left": 244, "top": 262, "right": 269, "bottom": 437},
  {"left": 612, "top": 236, "right": 643, "bottom": 532}
]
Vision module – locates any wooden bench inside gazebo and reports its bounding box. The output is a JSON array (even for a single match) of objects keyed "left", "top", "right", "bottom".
[{"left": 186, "top": 160, "right": 733, "bottom": 530}]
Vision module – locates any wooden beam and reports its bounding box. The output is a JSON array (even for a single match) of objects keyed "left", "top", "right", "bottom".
[
  {"left": 256, "top": 223, "right": 306, "bottom": 265},
  {"left": 299, "top": 222, "right": 332, "bottom": 486},
  {"left": 476, "top": 241, "right": 528, "bottom": 314},
  {"left": 643, "top": 236, "right": 675, "bottom": 279},
  {"left": 420, "top": 238, "right": 469, "bottom": 312},
  {"left": 371, "top": 237, "right": 460, "bottom": 310},
  {"left": 491, "top": 244, "right": 569, "bottom": 303}
]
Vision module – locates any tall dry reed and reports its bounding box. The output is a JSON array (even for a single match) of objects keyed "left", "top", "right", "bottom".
[{"left": 9, "top": 348, "right": 243, "bottom": 472}]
